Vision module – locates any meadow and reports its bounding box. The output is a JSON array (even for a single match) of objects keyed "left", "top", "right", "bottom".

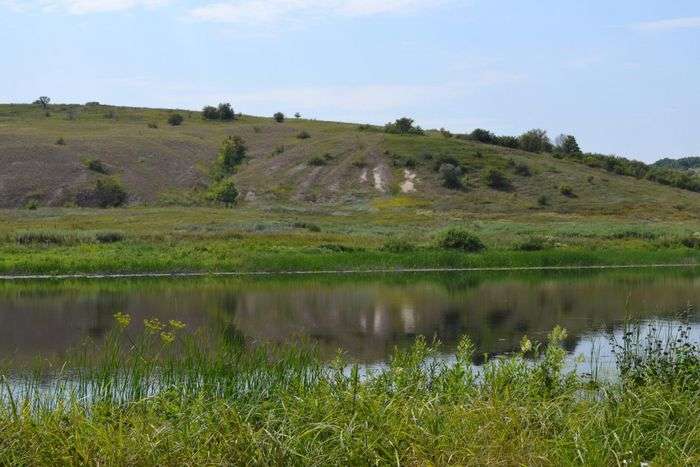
[{"left": 0, "top": 312, "right": 698, "bottom": 465}]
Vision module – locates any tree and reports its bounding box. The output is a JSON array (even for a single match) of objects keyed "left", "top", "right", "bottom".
[
  {"left": 274, "top": 112, "right": 285, "bottom": 123},
  {"left": 168, "top": 113, "right": 184, "bottom": 126},
  {"left": 294, "top": 112, "right": 301, "bottom": 119},
  {"left": 34, "top": 96, "right": 51, "bottom": 109},
  {"left": 518, "top": 129, "right": 551, "bottom": 153},
  {"left": 469, "top": 128, "right": 497, "bottom": 144},
  {"left": 208, "top": 177, "right": 239, "bottom": 206},
  {"left": 76, "top": 177, "right": 128, "bottom": 208},
  {"left": 555, "top": 134, "right": 581, "bottom": 154},
  {"left": 212, "top": 136, "right": 247, "bottom": 180},
  {"left": 384, "top": 117, "right": 424, "bottom": 135},
  {"left": 484, "top": 168, "right": 512, "bottom": 190},
  {"left": 218, "top": 103, "right": 235, "bottom": 121},
  {"left": 202, "top": 106, "right": 220, "bottom": 120}
]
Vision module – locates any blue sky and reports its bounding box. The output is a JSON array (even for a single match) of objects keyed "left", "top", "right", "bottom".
[{"left": 1, "top": 0, "right": 698, "bottom": 162}]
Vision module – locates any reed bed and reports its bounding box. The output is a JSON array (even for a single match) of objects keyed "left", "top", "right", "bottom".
[{"left": 0, "top": 315, "right": 698, "bottom": 465}]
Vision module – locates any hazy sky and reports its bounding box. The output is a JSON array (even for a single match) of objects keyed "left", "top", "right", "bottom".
[{"left": 1, "top": 0, "right": 698, "bottom": 162}]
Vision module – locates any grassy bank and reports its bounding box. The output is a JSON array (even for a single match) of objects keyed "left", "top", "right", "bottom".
[
  {"left": 1, "top": 316, "right": 698, "bottom": 465},
  {"left": 2, "top": 207, "right": 700, "bottom": 275}
]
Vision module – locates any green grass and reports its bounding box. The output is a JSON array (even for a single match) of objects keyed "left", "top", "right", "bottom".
[
  {"left": 1, "top": 316, "right": 698, "bottom": 465},
  {"left": 1, "top": 207, "right": 700, "bottom": 274}
]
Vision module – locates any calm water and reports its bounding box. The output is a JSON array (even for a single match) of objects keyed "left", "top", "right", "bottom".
[{"left": 1, "top": 270, "right": 699, "bottom": 366}]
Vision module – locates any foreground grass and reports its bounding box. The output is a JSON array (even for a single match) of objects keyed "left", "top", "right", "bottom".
[
  {"left": 2, "top": 207, "right": 700, "bottom": 274},
  {"left": 1, "top": 317, "right": 699, "bottom": 465}
]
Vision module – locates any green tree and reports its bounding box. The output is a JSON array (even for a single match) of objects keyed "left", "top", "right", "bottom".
[
  {"left": 34, "top": 96, "right": 50, "bottom": 109},
  {"left": 168, "top": 113, "right": 184, "bottom": 126},
  {"left": 555, "top": 134, "right": 582, "bottom": 154},
  {"left": 202, "top": 106, "right": 220, "bottom": 120},
  {"left": 218, "top": 103, "right": 235, "bottom": 121},
  {"left": 469, "top": 128, "right": 497, "bottom": 144},
  {"left": 519, "top": 129, "right": 552, "bottom": 153},
  {"left": 274, "top": 112, "right": 285, "bottom": 123},
  {"left": 212, "top": 136, "right": 247, "bottom": 180}
]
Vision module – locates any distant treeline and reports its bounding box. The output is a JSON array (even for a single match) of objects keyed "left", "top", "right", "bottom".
[{"left": 653, "top": 157, "right": 700, "bottom": 171}]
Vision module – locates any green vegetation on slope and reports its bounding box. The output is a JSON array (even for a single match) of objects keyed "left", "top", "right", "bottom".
[{"left": 1, "top": 315, "right": 698, "bottom": 465}]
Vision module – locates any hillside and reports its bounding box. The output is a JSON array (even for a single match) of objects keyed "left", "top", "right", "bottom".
[{"left": 1, "top": 103, "right": 700, "bottom": 219}]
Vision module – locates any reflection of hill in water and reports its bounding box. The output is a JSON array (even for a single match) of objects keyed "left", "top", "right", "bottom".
[{"left": 0, "top": 273, "right": 699, "bottom": 363}]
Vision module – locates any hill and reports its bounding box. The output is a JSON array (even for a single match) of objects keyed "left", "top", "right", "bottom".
[{"left": 1, "top": 103, "right": 700, "bottom": 219}]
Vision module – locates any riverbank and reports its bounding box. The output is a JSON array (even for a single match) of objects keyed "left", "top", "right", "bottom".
[
  {"left": 1, "top": 319, "right": 698, "bottom": 465},
  {"left": 2, "top": 207, "right": 700, "bottom": 275}
]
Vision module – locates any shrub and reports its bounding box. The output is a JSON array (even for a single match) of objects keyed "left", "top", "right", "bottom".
[
  {"left": 218, "top": 103, "right": 235, "bottom": 121},
  {"left": 75, "top": 177, "right": 128, "bottom": 208},
  {"left": 85, "top": 101, "right": 100, "bottom": 106},
  {"left": 559, "top": 184, "right": 574, "bottom": 197},
  {"left": 537, "top": 194, "right": 549, "bottom": 206},
  {"left": 55, "top": 137, "right": 66, "bottom": 145},
  {"left": 384, "top": 117, "right": 424, "bottom": 135},
  {"left": 514, "top": 162, "right": 532, "bottom": 176},
  {"left": 484, "top": 168, "right": 512, "bottom": 190},
  {"left": 202, "top": 106, "right": 220, "bottom": 120},
  {"left": 439, "top": 127, "right": 452, "bottom": 138},
  {"left": 168, "top": 114, "right": 184, "bottom": 126},
  {"left": 208, "top": 177, "right": 238, "bottom": 206},
  {"left": 495, "top": 135, "right": 519, "bottom": 148},
  {"left": 308, "top": 156, "right": 327, "bottom": 166},
  {"left": 292, "top": 222, "right": 321, "bottom": 232},
  {"left": 469, "top": 128, "right": 497, "bottom": 144},
  {"left": 297, "top": 131, "right": 311, "bottom": 139},
  {"left": 439, "top": 163, "right": 463, "bottom": 190},
  {"left": 147, "top": 122, "right": 158, "bottom": 129},
  {"left": 357, "top": 124, "right": 379, "bottom": 132},
  {"left": 95, "top": 231, "right": 125, "bottom": 243},
  {"left": 211, "top": 136, "right": 247, "bottom": 180},
  {"left": 380, "top": 238, "right": 416, "bottom": 253},
  {"left": 25, "top": 199, "right": 39, "bottom": 210},
  {"left": 519, "top": 129, "right": 552, "bottom": 153},
  {"left": 515, "top": 236, "right": 548, "bottom": 251},
  {"left": 272, "top": 145, "right": 285, "bottom": 156},
  {"left": 273, "top": 112, "right": 285, "bottom": 123},
  {"left": 84, "top": 158, "right": 109, "bottom": 174},
  {"left": 681, "top": 236, "right": 700, "bottom": 249},
  {"left": 437, "top": 228, "right": 485, "bottom": 252}
]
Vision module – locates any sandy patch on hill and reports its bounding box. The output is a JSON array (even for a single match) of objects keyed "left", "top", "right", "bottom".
[
  {"left": 373, "top": 166, "right": 386, "bottom": 192},
  {"left": 400, "top": 169, "right": 417, "bottom": 193}
]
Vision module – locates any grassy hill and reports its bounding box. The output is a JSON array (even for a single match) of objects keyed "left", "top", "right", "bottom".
[{"left": 2, "top": 102, "right": 700, "bottom": 219}]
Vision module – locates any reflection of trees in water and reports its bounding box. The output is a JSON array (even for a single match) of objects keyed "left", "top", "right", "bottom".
[{"left": 0, "top": 274, "right": 699, "bottom": 364}]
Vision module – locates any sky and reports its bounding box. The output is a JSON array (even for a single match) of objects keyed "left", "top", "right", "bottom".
[{"left": 1, "top": 0, "right": 698, "bottom": 162}]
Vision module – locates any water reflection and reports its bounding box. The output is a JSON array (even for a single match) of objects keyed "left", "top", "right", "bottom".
[{"left": 0, "top": 271, "right": 699, "bottom": 364}]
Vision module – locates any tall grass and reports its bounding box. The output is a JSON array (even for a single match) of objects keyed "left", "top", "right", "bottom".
[{"left": 1, "top": 313, "right": 698, "bottom": 465}]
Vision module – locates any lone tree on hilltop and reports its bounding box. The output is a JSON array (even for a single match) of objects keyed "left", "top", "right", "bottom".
[{"left": 274, "top": 112, "right": 285, "bottom": 123}]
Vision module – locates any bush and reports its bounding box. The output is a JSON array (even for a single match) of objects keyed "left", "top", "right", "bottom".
[
  {"left": 439, "top": 163, "right": 463, "bottom": 190},
  {"left": 25, "top": 199, "right": 39, "bottom": 210},
  {"left": 272, "top": 145, "right": 285, "bottom": 156},
  {"left": 297, "top": 131, "right": 311, "bottom": 139},
  {"left": 519, "top": 129, "right": 552, "bottom": 153},
  {"left": 514, "top": 162, "right": 532, "bottom": 176},
  {"left": 211, "top": 136, "right": 247, "bottom": 180},
  {"left": 469, "top": 128, "right": 497, "bottom": 144},
  {"left": 202, "top": 106, "right": 220, "bottom": 120},
  {"left": 437, "top": 228, "right": 485, "bottom": 252},
  {"left": 273, "top": 112, "right": 285, "bottom": 123},
  {"left": 55, "top": 137, "right": 66, "bottom": 145},
  {"left": 484, "top": 168, "right": 512, "bottom": 190},
  {"left": 439, "top": 127, "right": 452, "bottom": 138},
  {"left": 559, "top": 184, "right": 574, "bottom": 197},
  {"left": 95, "top": 231, "right": 125, "bottom": 243},
  {"left": 384, "top": 117, "right": 424, "bottom": 135},
  {"left": 380, "top": 238, "right": 416, "bottom": 253},
  {"left": 495, "top": 135, "right": 519, "bottom": 149},
  {"left": 85, "top": 101, "right": 100, "bottom": 106},
  {"left": 537, "top": 194, "right": 549, "bottom": 206},
  {"left": 515, "top": 236, "right": 548, "bottom": 251},
  {"left": 15, "top": 229, "right": 124, "bottom": 245},
  {"left": 168, "top": 114, "right": 184, "bottom": 126},
  {"left": 681, "top": 236, "right": 700, "bottom": 249},
  {"left": 75, "top": 178, "right": 128, "bottom": 208},
  {"left": 292, "top": 222, "right": 321, "bottom": 232},
  {"left": 147, "top": 122, "right": 158, "bottom": 129},
  {"left": 208, "top": 177, "right": 238, "bottom": 206},
  {"left": 84, "top": 158, "right": 109, "bottom": 174},
  {"left": 308, "top": 156, "right": 327, "bottom": 166}
]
